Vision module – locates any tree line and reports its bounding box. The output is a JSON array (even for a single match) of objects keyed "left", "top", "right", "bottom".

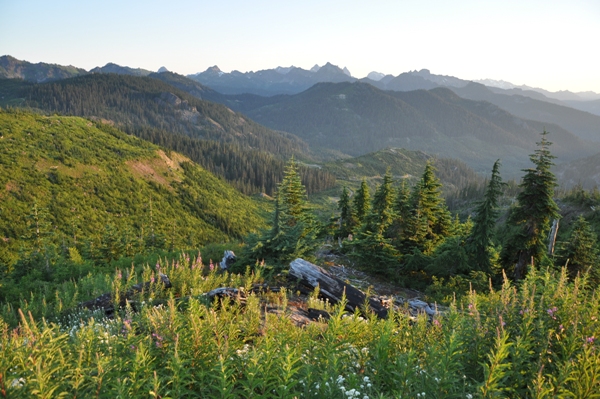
[{"left": 247, "top": 131, "right": 599, "bottom": 295}]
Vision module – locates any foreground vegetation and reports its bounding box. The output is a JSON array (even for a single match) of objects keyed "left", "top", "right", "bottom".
[{"left": 1, "top": 254, "right": 599, "bottom": 398}]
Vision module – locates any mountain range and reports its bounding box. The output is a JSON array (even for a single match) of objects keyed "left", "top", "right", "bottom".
[
  {"left": 187, "top": 62, "right": 355, "bottom": 96},
  {"left": 2, "top": 55, "right": 600, "bottom": 183},
  {"left": 217, "top": 81, "right": 599, "bottom": 177},
  {"left": 5, "top": 55, "right": 598, "bottom": 113}
]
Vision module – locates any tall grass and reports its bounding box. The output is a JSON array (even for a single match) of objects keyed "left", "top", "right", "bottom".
[{"left": 1, "top": 255, "right": 599, "bottom": 398}]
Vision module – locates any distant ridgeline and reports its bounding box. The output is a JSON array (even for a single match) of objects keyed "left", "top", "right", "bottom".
[
  {"left": 222, "top": 81, "right": 599, "bottom": 178},
  {"left": 0, "top": 74, "right": 336, "bottom": 195},
  {"left": 0, "top": 110, "right": 266, "bottom": 266}
]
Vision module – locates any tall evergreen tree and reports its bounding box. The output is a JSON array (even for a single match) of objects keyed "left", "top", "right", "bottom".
[
  {"left": 404, "top": 162, "right": 451, "bottom": 254},
  {"left": 559, "top": 216, "right": 599, "bottom": 283},
  {"left": 365, "top": 170, "right": 396, "bottom": 235},
  {"left": 245, "top": 157, "right": 319, "bottom": 268},
  {"left": 395, "top": 180, "right": 412, "bottom": 221},
  {"left": 388, "top": 180, "right": 412, "bottom": 249},
  {"left": 337, "top": 186, "right": 356, "bottom": 239},
  {"left": 350, "top": 172, "right": 400, "bottom": 275},
  {"left": 467, "top": 160, "right": 505, "bottom": 273},
  {"left": 353, "top": 179, "right": 371, "bottom": 226},
  {"left": 501, "top": 131, "right": 560, "bottom": 279}
]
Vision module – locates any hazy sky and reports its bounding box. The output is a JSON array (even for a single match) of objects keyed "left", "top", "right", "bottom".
[{"left": 1, "top": 0, "right": 599, "bottom": 93}]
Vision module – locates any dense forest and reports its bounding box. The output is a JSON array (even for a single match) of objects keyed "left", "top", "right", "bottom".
[{"left": 0, "top": 75, "right": 337, "bottom": 195}]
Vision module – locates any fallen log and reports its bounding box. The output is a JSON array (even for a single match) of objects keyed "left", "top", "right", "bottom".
[
  {"left": 78, "top": 273, "right": 172, "bottom": 316},
  {"left": 289, "top": 258, "right": 388, "bottom": 319}
]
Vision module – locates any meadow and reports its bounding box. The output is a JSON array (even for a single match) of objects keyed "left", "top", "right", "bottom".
[{"left": 1, "top": 253, "right": 599, "bottom": 398}]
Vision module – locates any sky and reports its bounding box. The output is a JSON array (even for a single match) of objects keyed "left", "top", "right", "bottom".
[{"left": 1, "top": 0, "right": 599, "bottom": 93}]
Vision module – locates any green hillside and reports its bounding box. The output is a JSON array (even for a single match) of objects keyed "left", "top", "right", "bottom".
[
  {"left": 0, "top": 75, "right": 337, "bottom": 195},
  {"left": 308, "top": 147, "right": 488, "bottom": 218},
  {"left": 0, "top": 110, "right": 265, "bottom": 265}
]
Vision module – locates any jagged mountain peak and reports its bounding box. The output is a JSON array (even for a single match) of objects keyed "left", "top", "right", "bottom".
[{"left": 275, "top": 66, "right": 295, "bottom": 74}]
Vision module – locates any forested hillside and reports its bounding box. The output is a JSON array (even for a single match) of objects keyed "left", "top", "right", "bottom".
[
  {"left": 0, "top": 110, "right": 265, "bottom": 269},
  {"left": 0, "top": 76, "right": 336, "bottom": 195},
  {"left": 0, "top": 74, "right": 305, "bottom": 155},
  {"left": 222, "top": 81, "right": 598, "bottom": 176}
]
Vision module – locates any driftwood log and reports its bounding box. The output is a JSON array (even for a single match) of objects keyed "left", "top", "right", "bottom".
[
  {"left": 289, "top": 258, "right": 388, "bottom": 319},
  {"left": 78, "top": 273, "right": 172, "bottom": 316}
]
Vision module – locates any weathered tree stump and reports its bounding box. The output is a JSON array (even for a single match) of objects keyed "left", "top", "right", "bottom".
[
  {"left": 289, "top": 258, "right": 388, "bottom": 318},
  {"left": 220, "top": 250, "right": 236, "bottom": 270}
]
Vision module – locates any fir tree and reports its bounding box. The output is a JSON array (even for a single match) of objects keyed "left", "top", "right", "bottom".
[
  {"left": 559, "top": 216, "right": 599, "bottom": 283},
  {"left": 365, "top": 170, "right": 396, "bottom": 234},
  {"left": 351, "top": 171, "right": 400, "bottom": 274},
  {"left": 501, "top": 131, "right": 560, "bottom": 280},
  {"left": 395, "top": 180, "right": 412, "bottom": 222},
  {"left": 467, "top": 160, "right": 505, "bottom": 273},
  {"left": 388, "top": 179, "right": 412, "bottom": 249},
  {"left": 353, "top": 179, "right": 371, "bottom": 226},
  {"left": 404, "top": 162, "right": 451, "bottom": 254},
  {"left": 337, "top": 186, "right": 356, "bottom": 239},
  {"left": 246, "top": 158, "right": 319, "bottom": 268}
]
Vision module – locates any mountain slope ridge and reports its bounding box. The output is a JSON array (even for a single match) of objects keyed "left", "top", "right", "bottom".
[{"left": 0, "top": 110, "right": 266, "bottom": 258}]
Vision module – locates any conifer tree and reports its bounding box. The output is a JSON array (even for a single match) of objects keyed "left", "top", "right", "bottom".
[
  {"left": 351, "top": 171, "right": 400, "bottom": 274},
  {"left": 388, "top": 179, "right": 412, "bottom": 248},
  {"left": 337, "top": 186, "right": 356, "bottom": 239},
  {"left": 365, "top": 170, "right": 396, "bottom": 234},
  {"left": 559, "top": 216, "right": 599, "bottom": 282},
  {"left": 501, "top": 131, "right": 560, "bottom": 279},
  {"left": 395, "top": 180, "right": 412, "bottom": 222},
  {"left": 404, "top": 162, "right": 451, "bottom": 254},
  {"left": 13, "top": 201, "right": 56, "bottom": 279},
  {"left": 353, "top": 179, "right": 371, "bottom": 226},
  {"left": 246, "top": 157, "right": 319, "bottom": 268},
  {"left": 467, "top": 160, "right": 505, "bottom": 273}
]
